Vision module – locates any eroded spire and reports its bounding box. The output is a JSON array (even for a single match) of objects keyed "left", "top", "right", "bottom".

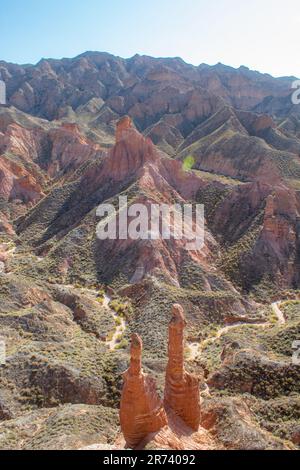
[
  {"left": 164, "top": 304, "right": 200, "bottom": 431},
  {"left": 119, "top": 333, "right": 167, "bottom": 448}
]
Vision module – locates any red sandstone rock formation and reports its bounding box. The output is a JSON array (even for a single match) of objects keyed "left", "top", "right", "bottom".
[
  {"left": 0, "top": 117, "right": 101, "bottom": 204},
  {"left": 115, "top": 115, "right": 133, "bottom": 142},
  {"left": 264, "top": 194, "right": 276, "bottom": 233},
  {"left": 263, "top": 190, "right": 298, "bottom": 242},
  {"left": 265, "top": 194, "right": 275, "bottom": 218},
  {"left": 107, "top": 117, "right": 206, "bottom": 200},
  {"left": 164, "top": 304, "right": 200, "bottom": 431},
  {"left": 47, "top": 124, "right": 101, "bottom": 178},
  {"left": 106, "top": 117, "right": 158, "bottom": 180},
  {"left": 0, "top": 156, "right": 44, "bottom": 203},
  {"left": 0, "top": 212, "right": 14, "bottom": 235},
  {"left": 136, "top": 407, "right": 219, "bottom": 450},
  {"left": 252, "top": 114, "right": 275, "bottom": 133},
  {"left": 119, "top": 333, "right": 167, "bottom": 448},
  {"left": 120, "top": 305, "right": 202, "bottom": 448}
]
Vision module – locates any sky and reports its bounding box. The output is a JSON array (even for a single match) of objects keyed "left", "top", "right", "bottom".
[{"left": 1, "top": 0, "right": 300, "bottom": 77}]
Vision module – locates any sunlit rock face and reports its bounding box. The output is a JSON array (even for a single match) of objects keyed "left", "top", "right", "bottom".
[
  {"left": 119, "top": 333, "right": 167, "bottom": 448},
  {"left": 115, "top": 116, "right": 133, "bottom": 142},
  {"left": 164, "top": 304, "right": 200, "bottom": 431},
  {"left": 120, "top": 304, "right": 201, "bottom": 449}
]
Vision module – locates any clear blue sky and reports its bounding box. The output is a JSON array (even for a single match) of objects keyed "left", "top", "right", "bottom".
[{"left": 1, "top": 0, "right": 299, "bottom": 77}]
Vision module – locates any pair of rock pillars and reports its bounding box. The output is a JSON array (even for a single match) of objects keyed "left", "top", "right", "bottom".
[{"left": 120, "top": 304, "right": 201, "bottom": 448}]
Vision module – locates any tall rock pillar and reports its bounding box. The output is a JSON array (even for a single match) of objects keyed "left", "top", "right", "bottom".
[
  {"left": 120, "top": 333, "right": 167, "bottom": 448},
  {"left": 164, "top": 304, "right": 200, "bottom": 431}
]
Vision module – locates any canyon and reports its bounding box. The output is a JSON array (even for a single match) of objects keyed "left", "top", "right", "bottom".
[{"left": 0, "top": 52, "right": 299, "bottom": 450}]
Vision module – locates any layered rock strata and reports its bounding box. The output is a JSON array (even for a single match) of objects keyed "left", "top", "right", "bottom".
[
  {"left": 164, "top": 304, "right": 201, "bottom": 431},
  {"left": 119, "top": 333, "right": 167, "bottom": 448},
  {"left": 120, "top": 305, "right": 201, "bottom": 448}
]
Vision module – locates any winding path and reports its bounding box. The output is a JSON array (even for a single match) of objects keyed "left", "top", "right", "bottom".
[
  {"left": 61, "top": 286, "right": 127, "bottom": 350},
  {"left": 0, "top": 242, "right": 16, "bottom": 274},
  {"left": 3, "top": 240, "right": 285, "bottom": 354},
  {"left": 188, "top": 323, "right": 256, "bottom": 362},
  {"left": 188, "top": 301, "right": 286, "bottom": 362},
  {"left": 1, "top": 242, "right": 16, "bottom": 256},
  {"left": 103, "top": 294, "right": 126, "bottom": 351},
  {"left": 271, "top": 301, "right": 286, "bottom": 325},
  {"left": 81, "top": 289, "right": 127, "bottom": 350}
]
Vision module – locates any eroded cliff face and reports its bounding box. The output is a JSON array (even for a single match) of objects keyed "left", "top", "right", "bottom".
[
  {"left": 0, "top": 111, "right": 101, "bottom": 205},
  {"left": 257, "top": 189, "right": 300, "bottom": 288},
  {"left": 11, "top": 113, "right": 300, "bottom": 294},
  {"left": 0, "top": 156, "right": 44, "bottom": 204},
  {"left": 204, "top": 178, "right": 300, "bottom": 290},
  {"left": 106, "top": 117, "right": 159, "bottom": 180},
  {"left": 119, "top": 333, "right": 167, "bottom": 448}
]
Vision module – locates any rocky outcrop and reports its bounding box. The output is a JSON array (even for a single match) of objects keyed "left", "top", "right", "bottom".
[
  {"left": 0, "top": 110, "right": 101, "bottom": 207},
  {"left": 0, "top": 212, "right": 15, "bottom": 235},
  {"left": 46, "top": 124, "right": 101, "bottom": 177},
  {"left": 120, "top": 306, "right": 202, "bottom": 448},
  {"left": 207, "top": 180, "right": 300, "bottom": 289},
  {"left": 120, "top": 305, "right": 202, "bottom": 448},
  {"left": 119, "top": 333, "right": 167, "bottom": 448},
  {"left": 201, "top": 397, "right": 291, "bottom": 450},
  {"left": 264, "top": 194, "right": 275, "bottom": 220},
  {"left": 104, "top": 117, "right": 159, "bottom": 180},
  {"left": 262, "top": 191, "right": 298, "bottom": 242},
  {"left": 164, "top": 304, "right": 201, "bottom": 430},
  {"left": 252, "top": 115, "right": 275, "bottom": 133},
  {"left": 115, "top": 116, "right": 133, "bottom": 142}
]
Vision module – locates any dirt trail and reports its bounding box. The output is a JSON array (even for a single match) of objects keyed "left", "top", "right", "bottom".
[
  {"left": 187, "top": 301, "right": 288, "bottom": 397},
  {"left": 0, "top": 242, "right": 16, "bottom": 274},
  {"left": 103, "top": 294, "right": 126, "bottom": 351},
  {"left": 61, "top": 286, "right": 127, "bottom": 350},
  {"left": 188, "top": 324, "right": 243, "bottom": 361},
  {"left": 188, "top": 322, "right": 258, "bottom": 362},
  {"left": 1, "top": 242, "right": 16, "bottom": 256},
  {"left": 188, "top": 301, "right": 286, "bottom": 362},
  {"left": 81, "top": 290, "right": 127, "bottom": 350},
  {"left": 271, "top": 301, "right": 286, "bottom": 325}
]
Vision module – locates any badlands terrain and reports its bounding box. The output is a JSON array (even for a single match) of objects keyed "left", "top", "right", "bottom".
[{"left": 0, "top": 52, "right": 300, "bottom": 449}]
